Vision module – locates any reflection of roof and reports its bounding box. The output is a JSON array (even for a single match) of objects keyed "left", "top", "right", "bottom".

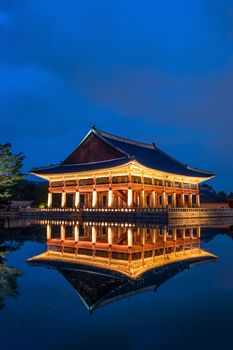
[
  {"left": 31, "top": 127, "right": 214, "bottom": 178},
  {"left": 29, "top": 254, "right": 216, "bottom": 313}
]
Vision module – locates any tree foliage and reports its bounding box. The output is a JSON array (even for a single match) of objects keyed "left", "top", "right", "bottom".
[{"left": 0, "top": 143, "right": 25, "bottom": 200}]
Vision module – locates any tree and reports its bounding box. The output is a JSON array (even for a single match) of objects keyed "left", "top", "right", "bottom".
[{"left": 0, "top": 143, "right": 25, "bottom": 200}]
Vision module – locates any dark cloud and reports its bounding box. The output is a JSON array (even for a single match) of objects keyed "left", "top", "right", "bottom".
[{"left": 0, "top": 0, "right": 233, "bottom": 190}]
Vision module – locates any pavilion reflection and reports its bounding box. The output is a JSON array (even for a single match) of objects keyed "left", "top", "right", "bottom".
[{"left": 28, "top": 220, "right": 217, "bottom": 312}]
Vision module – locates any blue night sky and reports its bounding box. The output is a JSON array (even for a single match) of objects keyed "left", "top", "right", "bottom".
[{"left": 1, "top": 0, "right": 233, "bottom": 191}]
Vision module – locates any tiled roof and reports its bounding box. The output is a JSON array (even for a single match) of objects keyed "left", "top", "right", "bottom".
[
  {"left": 31, "top": 127, "right": 215, "bottom": 178},
  {"left": 31, "top": 157, "right": 129, "bottom": 175},
  {"left": 94, "top": 128, "right": 214, "bottom": 178}
]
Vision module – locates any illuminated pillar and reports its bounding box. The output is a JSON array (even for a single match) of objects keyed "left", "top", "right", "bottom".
[
  {"left": 75, "top": 191, "right": 80, "bottom": 208},
  {"left": 61, "top": 192, "right": 66, "bottom": 208},
  {"left": 162, "top": 192, "right": 167, "bottom": 208},
  {"left": 127, "top": 227, "right": 133, "bottom": 247},
  {"left": 108, "top": 189, "right": 113, "bottom": 208},
  {"left": 151, "top": 191, "right": 157, "bottom": 208},
  {"left": 196, "top": 194, "right": 200, "bottom": 208},
  {"left": 197, "top": 226, "right": 201, "bottom": 238},
  {"left": 92, "top": 226, "right": 97, "bottom": 244},
  {"left": 47, "top": 192, "right": 52, "bottom": 208},
  {"left": 188, "top": 194, "right": 193, "bottom": 208},
  {"left": 92, "top": 190, "right": 97, "bottom": 208},
  {"left": 140, "top": 189, "right": 145, "bottom": 208},
  {"left": 74, "top": 224, "right": 79, "bottom": 242},
  {"left": 108, "top": 226, "right": 113, "bottom": 245},
  {"left": 172, "top": 192, "right": 176, "bottom": 208},
  {"left": 127, "top": 189, "right": 133, "bottom": 208},
  {"left": 180, "top": 193, "right": 185, "bottom": 207},
  {"left": 46, "top": 224, "right": 52, "bottom": 240},
  {"left": 60, "top": 224, "right": 66, "bottom": 241}
]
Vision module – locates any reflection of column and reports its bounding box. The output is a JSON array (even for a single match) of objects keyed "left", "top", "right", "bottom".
[
  {"left": 108, "top": 227, "right": 113, "bottom": 245},
  {"left": 48, "top": 192, "right": 52, "bottom": 208},
  {"left": 75, "top": 191, "right": 80, "bottom": 208},
  {"left": 189, "top": 228, "right": 193, "bottom": 239},
  {"left": 196, "top": 194, "right": 200, "bottom": 208},
  {"left": 188, "top": 194, "right": 193, "bottom": 208},
  {"left": 92, "top": 190, "right": 97, "bottom": 208},
  {"left": 181, "top": 228, "right": 186, "bottom": 240},
  {"left": 172, "top": 192, "right": 176, "bottom": 208},
  {"left": 127, "top": 227, "right": 133, "bottom": 247},
  {"left": 61, "top": 192, "right": 66, "bottom": 208},
  {"left": 47, "top": 224, "right": 52, "bottom": 240},
  {"left": 127, "top": 189, "right": 133, "bottom": 208},
  {"left": 162, "top": 228, "right": 167, "bottom": 242},
  {"left": 92, "top": 226, "right": 97, "bottom": 244},
  {"left": 141, "top": 229, "right": 146, "bottom": 245},
  {"left": 74, "top": 224, "right": 79, "bottom": 243},
  {"left": 172, "top": 228, "right": 177, "bottom": 241},
  {"left": 108, "top": 189, "right": 113, "bottom": 208},
  {"left": 117, "top": 225, "right": 121, "bottom": 239},
  {"left": 152, "top": 228, "right": 157, "bottom": 244},
  {"left": 60, "top": 224, "right": 66, "bottom": 241}
]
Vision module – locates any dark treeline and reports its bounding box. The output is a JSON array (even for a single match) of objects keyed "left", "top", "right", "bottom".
[
  {"left": 200, "top": 184, "right": 233, "bottom": 199},
  {"left": 11, "top": 180, "right": 48, "bottom": 207}
]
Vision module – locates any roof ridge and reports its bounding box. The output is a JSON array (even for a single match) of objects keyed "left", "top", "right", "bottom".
[{"left": 95, "top": 128, "right": 155, "bottom": 149}]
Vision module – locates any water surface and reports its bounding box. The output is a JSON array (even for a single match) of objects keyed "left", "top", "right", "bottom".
[{"left": 0, "top": 219, "right": 233, "bottom": 350}]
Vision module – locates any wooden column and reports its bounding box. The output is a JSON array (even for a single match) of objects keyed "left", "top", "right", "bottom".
[
  {"left": 47, "top": 192, "right": 52, "bottom": 208},
  {"left": 108, "top": 189, "right": 113, "bottom": 208},
  {"left": 127, "top": 188, "right": 133, "bottom": 208},
  {"left": 197, "top": 226, "right": 201, "bottom": 238},
  {"left": 61, "top": 192, "right": 66, "bottom": 208},
  {"left": 180, "top": 193, "right": 185, "bottom": 207},
  {"left": 151, "top": 191, "right": 157, "bottom": 208},
  {"left": 188, "top": 194, "right": 193, "bottom": 208},
  {"left": 162, "top": 192, "right": 167, "bottom": 208},
  {"left": 172, "top": 192, "right": 176, "bottom": 208},
  {"left": 75, "top": 191, "right": 80, "bottom": 208},
  {"left": 140, "top": 189, "right": 146, "bottom": 208},
  {"left": 92, "top": 190, "right": 97, "bottom": 208},
  {"left": 196, "top": 194, "right": 200, "bottom": 208}
]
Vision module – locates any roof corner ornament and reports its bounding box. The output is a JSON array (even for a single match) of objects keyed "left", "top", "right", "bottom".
[
  {"left": 152, "top": 142, "right": 155, "bottom": 148},
  {"left": 91, "top": 124, "right": 96, "bottom": 130}
]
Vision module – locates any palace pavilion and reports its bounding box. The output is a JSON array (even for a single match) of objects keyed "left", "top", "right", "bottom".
[{"left": 31, "top": 126, "right": 214, "bottom": 209}]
